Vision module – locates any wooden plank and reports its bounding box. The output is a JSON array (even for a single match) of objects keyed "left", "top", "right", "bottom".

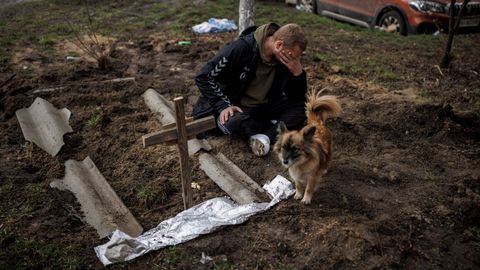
[
  {"left": 185, "top": 116, "right": 216, "bottom": 136},
  {"left": 174, "top": 97, "right": 193, "bottom": 210},
  {"left": 142, "top": 126, "right": 177, "bottom": 146},
  {"left": 162, "top": 117, "right": 193, "bottom": 129},
  {"left": 142, "top": 89, "right": 212, "bottom": 156},
  {"left": 142, "top": 116, "right": 216, "bottom": 147}
]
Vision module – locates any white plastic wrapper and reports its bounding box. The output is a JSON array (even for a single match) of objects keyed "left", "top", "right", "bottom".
[
  {"left": 95, "top": 175, "right": 294, "bottom": 266},
  {"left": 192, "top": 18, "right": 238, "bottom": 34}
]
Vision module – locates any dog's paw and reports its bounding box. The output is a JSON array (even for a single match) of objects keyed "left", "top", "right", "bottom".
[
  {"left": 294, "top": 192, "right": 303, "bottom": 200},
  {"left": 301, "top": 196, "right": 312, "bottom": 205}
]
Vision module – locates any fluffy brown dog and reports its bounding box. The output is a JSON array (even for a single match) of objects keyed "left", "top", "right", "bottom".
[{"left": 274, "top": 90, "right": 341, "bottom": 204}]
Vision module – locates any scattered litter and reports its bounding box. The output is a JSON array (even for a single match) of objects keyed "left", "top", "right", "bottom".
[
  {"left": 50, "top": 157, "right": 143, "bottom": 239},
  {"left": 375, "top": 24, "right": 397, "bottom": 33},
  {"left": 192, "top": 18, "right": 237, "bottom": 34},
  {"left": 200, "top": 252, "right": 213, "bottom": 264},
  {"left": 102, "top": 77, "right": 136, "bottom": 83},
  {"left": 177, "top": 41, "right": 192, "bottom": 46},
  {"left": 191, "top": 182, "right": 201, "bottom": 190},
  {"left": 32, "top": 86, "right": 66, "bottom": 94},
  {"left": 94, "top": 175, "right": 294, "bottom": 266},
  {"left": 15, "top": 97, "right": 72, "bottom": 156},
  {"left": 66, "top": 56, "right": 82, "bottom": 61},
  {"left": 434, "top": 65, "right": 444, "bottom": 76},
  {"left": 295, "top": 3, "right": 313, "bottom": 13}
]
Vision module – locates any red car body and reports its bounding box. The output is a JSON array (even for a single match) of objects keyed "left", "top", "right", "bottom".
[{"left": 312, "top": 0, "right": 480, "bottom": 34}]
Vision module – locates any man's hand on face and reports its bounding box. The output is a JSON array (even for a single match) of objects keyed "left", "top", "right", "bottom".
[
  {"left": 278, "top": 46, "right": 303, "bottom": 76},
  {"left": 219, "top": 106, "right": 243, "bottom": 124},
  {"left": 278, "top": 49, "right": 303, "bottom": 76}
]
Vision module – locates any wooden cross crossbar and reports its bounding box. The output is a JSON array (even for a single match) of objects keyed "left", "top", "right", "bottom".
[
  {"left": 141, "top": 97, "right": 216, "bottom": 209},
  {"left": 142, "top": 116, "right": 214, "bottom": 147}
]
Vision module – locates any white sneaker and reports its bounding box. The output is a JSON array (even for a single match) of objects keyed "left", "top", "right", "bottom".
[{"left": 249, "top": 134, "right": 270, "bottom": 157}]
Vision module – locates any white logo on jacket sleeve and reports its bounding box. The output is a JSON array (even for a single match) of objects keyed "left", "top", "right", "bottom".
[
  {"left": 210, "top": 57, "right": 228, "bottom": 77},
  {"left": 207, "top": 57, "right": 231, "bottom": 106},
  {"left": 239, "top": 66, "right": 250, "bottom": 80}
]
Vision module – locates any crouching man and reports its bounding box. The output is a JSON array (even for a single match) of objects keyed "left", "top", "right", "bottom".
[{"left": 192, "top": 23, "right": 308, "bottom": 156}]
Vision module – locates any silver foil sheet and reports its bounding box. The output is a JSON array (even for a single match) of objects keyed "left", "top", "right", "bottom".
[{"left": 94, "top": 175, "right": 294, "bottom": 266}]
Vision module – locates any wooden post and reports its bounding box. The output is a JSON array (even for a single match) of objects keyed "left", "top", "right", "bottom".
[
  {"left": 174, "top": 97, "right": 192, "bottom": 209},
  {"left": 141, "top": 95, "right": 216, "bottom": 210}
]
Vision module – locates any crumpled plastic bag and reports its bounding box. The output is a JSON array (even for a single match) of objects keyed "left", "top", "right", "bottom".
[
  {"left": 192, "top": 18, "right": 238, "bottom": 33},
  {"left": 94, "top": 175, "right": 294, "bottom": 266}
]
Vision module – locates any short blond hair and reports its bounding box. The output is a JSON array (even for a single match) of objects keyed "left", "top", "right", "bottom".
[{"left": 273, "top": 23, "right": 307, "bottom": 51}]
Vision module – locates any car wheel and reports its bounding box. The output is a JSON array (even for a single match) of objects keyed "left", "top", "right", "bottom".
[
  {"left": 378, "top": 10, "right": 407, "bottom": 35},
  {"left": 299, "top": 0, "right": 318, "bottom": 14}
]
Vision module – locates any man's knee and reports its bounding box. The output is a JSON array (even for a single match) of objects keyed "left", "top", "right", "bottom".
[{"left": 217, "top": 112, "right": 250, "bottom": 135}]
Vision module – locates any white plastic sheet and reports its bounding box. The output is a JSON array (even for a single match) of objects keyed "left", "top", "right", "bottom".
[
  {"left": 95, "top": 175, "right": 294, "bottom": 266},
  {"left": 192, "top": 18, "right": 238, "bottom": 34}
]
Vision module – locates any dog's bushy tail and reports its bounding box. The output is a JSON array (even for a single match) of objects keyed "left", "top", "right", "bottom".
[{"left": 306, "top": 90, "right": 341, "bottom": 123}]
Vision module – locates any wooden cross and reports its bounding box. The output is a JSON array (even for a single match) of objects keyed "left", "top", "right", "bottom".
[{"left": 142, "top": 97, "right": 216, "bottom": 209}]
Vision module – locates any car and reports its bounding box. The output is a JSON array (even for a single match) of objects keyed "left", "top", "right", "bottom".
[{"left": 298, "top": 0, "right": 480, "bottom": 35}]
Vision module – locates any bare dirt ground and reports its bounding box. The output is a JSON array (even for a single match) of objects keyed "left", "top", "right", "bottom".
[{"left": 1, "top": 1, "right": 480, "bottom": 270}]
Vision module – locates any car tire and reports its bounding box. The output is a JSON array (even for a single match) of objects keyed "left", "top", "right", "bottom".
[{"left": 378, "top": 10, "right": 407, "bottom": 35}]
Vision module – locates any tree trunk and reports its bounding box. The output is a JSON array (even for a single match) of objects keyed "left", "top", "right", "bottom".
[
  {"left": 239, "top": 0, "right": 255, "bottom": 35},
  {"left": 440, "top": 0, "right": 470, "bottom": 68}
]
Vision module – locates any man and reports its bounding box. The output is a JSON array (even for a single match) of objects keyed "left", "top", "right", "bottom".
[{"left": 192, "top": 23, "right": 308, "bottom": 156}]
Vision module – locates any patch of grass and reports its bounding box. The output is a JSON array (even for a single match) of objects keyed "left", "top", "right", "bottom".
[
  {"left": 26, "top": 182, "right": 45, "bottom": 196},
  {"left": 160, "top": 247, "right": 180, "bottom": 266},
  {"left": 136, "top": 178, "right": 175, "bottom": 208},
  {"left": 136, "top": 186, "right": 163, "bottom": 207},
  {"left": 380, "top": 69, "right": 399, "bottom": 80},
  {"left": 38, "top": 33, "right": 60, "bottom": 50},
  {"left": 0, "top": 230, "right": 85, "bottom": 270},
  {"left": 20, "top": 142, "right": 30, "bottom": 149},
  {"left": 85, "top": 112, "right": 102, "bottom": 128},
  {"left": 311, "top": 52, "right": 336, "bottom": 63}
]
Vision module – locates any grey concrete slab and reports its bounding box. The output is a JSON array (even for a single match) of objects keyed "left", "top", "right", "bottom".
[
  {"left": 50, "top": 157, "right": 143, "bottom": 238},
  {"left": 16, "top": 97, "right": 73, "bottom": 156}
]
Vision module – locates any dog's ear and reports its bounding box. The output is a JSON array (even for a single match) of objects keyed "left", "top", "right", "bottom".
[
  {"left": 277, "top": 121, "right": 288, "bottom": 134},
  {"left": 303, "top": 125, "right": 316, "bottom": 141}
]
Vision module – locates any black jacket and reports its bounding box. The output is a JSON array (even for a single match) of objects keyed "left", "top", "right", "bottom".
[{"left": 192, "top": 25, "right": 307, "bottom": 119}]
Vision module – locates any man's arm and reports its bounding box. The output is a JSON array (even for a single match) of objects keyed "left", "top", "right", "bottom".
[
  {"left": 195, "top": 43, "right": 238, "bottom": 114},
  {"left": 286, "top": 70, "right": 307, "bottom": 101}
]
